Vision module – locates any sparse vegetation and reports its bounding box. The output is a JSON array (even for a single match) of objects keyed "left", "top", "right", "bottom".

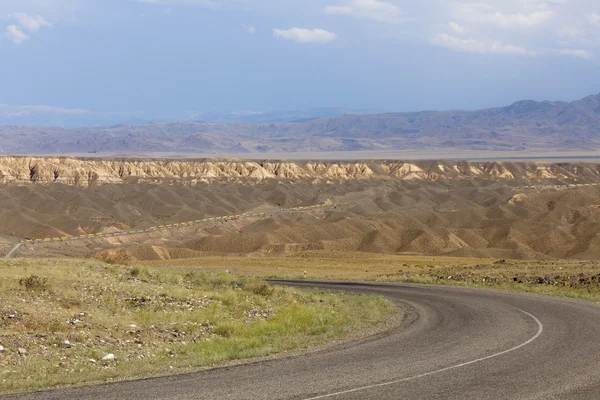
[
  {"left": 0, "top": 258, "right": 396, "bottom": 393},
  {"left": 18, "top": 275, "right": 49, "bottom": 291},
  {"left": 141, "top": 251, "right": 600, "bottom": 302},
  {"left": 3, "top": 254, "right": 600, "bottom": 394}
]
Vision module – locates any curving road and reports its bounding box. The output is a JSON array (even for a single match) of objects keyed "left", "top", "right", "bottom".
[{"left": 4, "top": 281, "right": 600, "bottom": 399}]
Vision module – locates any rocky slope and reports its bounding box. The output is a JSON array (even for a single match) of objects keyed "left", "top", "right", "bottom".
[
  {"left": 1, "top": 94, "right": 600, "bottom": 154},
  {"left": 1, "top": 157, "right": 600, "bottom": 187}
]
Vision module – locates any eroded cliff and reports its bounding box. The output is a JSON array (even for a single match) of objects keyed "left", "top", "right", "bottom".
[{"left": 1, "top": 157, "right": 599, "bottom": 187}]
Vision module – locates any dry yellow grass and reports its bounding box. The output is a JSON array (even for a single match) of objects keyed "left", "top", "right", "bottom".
[
  {"left": 140, "top": 251, "right": 600, "bottom": 302},
  {"left": 139, "top": 251, "right": 488, "bottom": 279},
  {"left": 0, "top": 258, "right": 396, "bottom": 393}
]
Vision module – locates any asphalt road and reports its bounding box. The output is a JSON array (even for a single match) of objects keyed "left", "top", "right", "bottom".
[{"left": 5, "top": 281, "right": 600, "bottom": 400}]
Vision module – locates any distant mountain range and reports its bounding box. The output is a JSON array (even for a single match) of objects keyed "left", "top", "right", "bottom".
[
  {"left": 183, "top": 107, "right": 386, "bottom": 124},
  {"left": 0, "top": 105, "right": 383, "bottom": 128},
  {"left": 1, "top": 94, "right": 599, "bottom": 155},
  {"left": 0, "top": 105, "right": 155, "bottom": 128}
]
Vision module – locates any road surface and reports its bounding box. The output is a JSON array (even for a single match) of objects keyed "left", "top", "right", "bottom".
[{"left": 4, "top": 281, "right": 600, "bottom": 399}]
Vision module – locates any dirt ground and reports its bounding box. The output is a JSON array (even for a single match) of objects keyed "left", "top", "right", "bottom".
[{"left": 4, "top": 159, "right": 600, "bottom": 261}]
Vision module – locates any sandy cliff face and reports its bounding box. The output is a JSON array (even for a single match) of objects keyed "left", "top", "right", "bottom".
[{"left": 0, "top": 157, "right": 600, "bottom": 187}]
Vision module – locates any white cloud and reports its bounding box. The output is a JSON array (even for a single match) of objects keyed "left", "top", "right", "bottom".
[
  {"left": 5, "top": 24, "right": 28, "bottom": 44},
  {"left": 0, "top": 0, "right": 82, "bottom": 19},
  {"left": 454, "top": 4, "right": 553, "bottom": 29},
  {"left": 488, "top": 10, "right": 553, "bottom": 28},
  {"left": 325, "top": 0, "right": 402, "bottom": 24},
  {"left": 449, "top": 21, "right": 467, "bottom": 34},
  {"left": 520, "top": 0, "right": 569, "bottom": 9},
  {"left": 137, "top": 0, "right": 220, "bottom": 7},
  {"left": 4, "top": 12, "right": 52, "bottom": 45},
  {"left": 273, "top": 27, "right": 338, "bottom": 43},
  {"left": 243, "top": 24, "right": 256, "bottom": 34},
  {"left": 559, "top": 48, "right": 593, "bottom": 59},
  {"left": 431, "top": 33, "right": 531, "bottom": 55},
  {"left": 431, "top": 1, "right": 600, "bottom": 60},
  {"left": 11, "top": 13, "right": 51, "bottom": 32},
  {"left": 557, "top": 25, "right": 585, "bottom": 39}
]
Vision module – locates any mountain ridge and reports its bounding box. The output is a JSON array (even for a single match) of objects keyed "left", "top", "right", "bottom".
[
  {"left": 1, "top": 156, "right": 600, "bottom": 187},
  {"left": 1, "top": 93, "right": 600, "bottom": 155}
]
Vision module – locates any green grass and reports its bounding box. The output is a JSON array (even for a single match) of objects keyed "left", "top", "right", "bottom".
[{"left": 0, "top": 259, "right": 396, "bottom": 393}]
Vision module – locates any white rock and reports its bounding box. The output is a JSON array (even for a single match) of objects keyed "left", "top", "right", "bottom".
[
  {"left": 102, "top": 353, "right": 115, "bottom": 361},
  {"left": 0, "top": 345, "right": 4, "bottom": 351}
]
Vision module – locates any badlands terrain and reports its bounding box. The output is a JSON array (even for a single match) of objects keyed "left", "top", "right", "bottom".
[{"left": 3, "top": 157, "right": 600, "bottom": 261}]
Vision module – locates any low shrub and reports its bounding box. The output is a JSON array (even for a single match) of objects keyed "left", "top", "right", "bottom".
[{"left": 19, "top": 275, "right": 48, "bottom": 291}]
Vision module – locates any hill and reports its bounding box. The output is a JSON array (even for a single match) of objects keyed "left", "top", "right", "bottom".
[
  {"left": 1, "top": 94, "right": 600, "bottom": 155},
  {"left": 4, "top": 157, "right": 600, "bottom": 261}
]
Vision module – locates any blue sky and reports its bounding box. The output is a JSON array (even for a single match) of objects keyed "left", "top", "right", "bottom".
[{"left": 1, "top": 0, "right": 599, "bottom": 118}]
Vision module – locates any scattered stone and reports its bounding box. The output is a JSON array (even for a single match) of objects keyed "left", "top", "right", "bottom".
[
  {"left": 0, "top": 345, "right": 4, "bottom": 352},
  {"left": 17, "top": 348, "right": 27, "bottom": 355},
  {"left": 63, "top": 340, "right": 72, "bottom": 348},
  {"left": 102, "top": 353, "right": 115, "bottom": 361}
]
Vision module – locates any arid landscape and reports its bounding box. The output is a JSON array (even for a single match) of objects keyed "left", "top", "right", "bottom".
[
  {"left": 3, "top": 157, "right": 600, "bottom": 261},
  {"left": 6, "top": 0, "right": 600, "bottom": 396},
  {"left": 5, "top": 128, "right": 600, "bottom": 398}
]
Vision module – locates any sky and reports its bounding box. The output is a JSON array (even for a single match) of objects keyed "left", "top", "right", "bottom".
[{"left": 1, "top": 0, "right": 599, "bottom": 118}]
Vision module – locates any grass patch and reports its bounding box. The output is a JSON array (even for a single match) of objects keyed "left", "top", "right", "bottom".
[
  {"left": 140, "top": 251, "right": 600, "bottom": 302},
  {"left": 0, "top": 258, "right": 396, "bottom": 393}
]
